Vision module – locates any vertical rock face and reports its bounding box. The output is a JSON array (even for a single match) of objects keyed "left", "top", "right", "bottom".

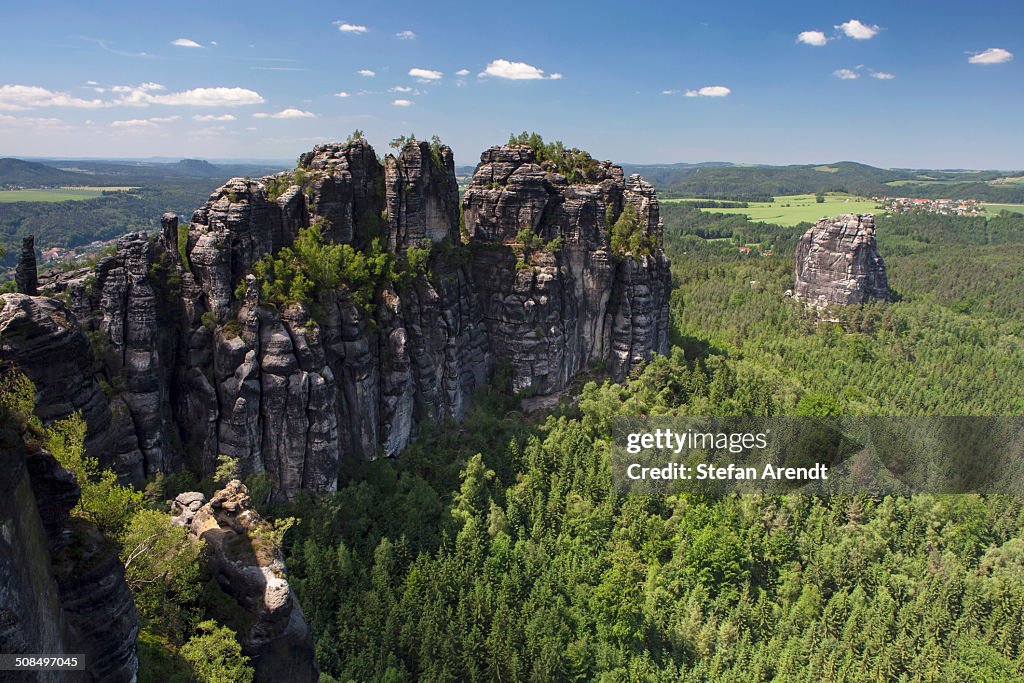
[
  {"left": 171, "top": 482, "right": 318, "bottom": 683},
  {"left": 384, "top": 140, "right": 461, "bottom": 250},
  {"left": 19, "top": 137, "right": 668, "bottom": 500},
  {"left": 0, "top": 420, "right": 139, "bottom": 683},
  {"left": 0, "top": 294, "right": 144, "bottom": 480},
  {"left": 793, "top": 213, "right": 891, "bottom": 306},
  {"left": 463, "top": 145, "right": 671, "bottom": 393},
  {"left": 15, "top": 235, "right": 37, "bottom": 296}
]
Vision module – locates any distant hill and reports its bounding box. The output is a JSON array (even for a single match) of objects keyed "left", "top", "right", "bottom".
[
  {"left": 0, "top": 158, "right": 89, "bottom": 187},
  {"left": 172, "top": 158, "right": 221, "bottom": 176},
  {"left": 625, "top": 161, "right": 1024, "bottom": 203}
]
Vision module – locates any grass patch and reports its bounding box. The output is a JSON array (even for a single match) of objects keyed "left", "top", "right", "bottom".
[
  {"left": 983, "top": 203, "right": 1024, "bottom": 216},
  {"left": 0, "top": 186, "right": 136, "bottom": 203},
  {"left": 670, "top": 193, "right": 881, "bottom": 226}
]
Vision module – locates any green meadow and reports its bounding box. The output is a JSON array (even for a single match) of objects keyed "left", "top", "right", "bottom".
[
  {"left": 664, "top": 193, "right": 881, "bottom": 226},
  {"left": 0, "top": 186, "right": 135, "bottom": 203},
  {"left": 984, "top": 203, "right": 1024, "bottom": 215}
]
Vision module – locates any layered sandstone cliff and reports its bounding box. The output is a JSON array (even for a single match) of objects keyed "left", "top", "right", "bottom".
[
  {"left": 0, "top": 418, "right": 138, "bottom": 683},
  {"left": 793, "top": 213, "right": 891, "bottom": 306},
  {"left": 14, "top": 137, "right": 670, "bottom": 500},
  {"left": 463, "top": 145, "right": 671, "bottom": 393}
]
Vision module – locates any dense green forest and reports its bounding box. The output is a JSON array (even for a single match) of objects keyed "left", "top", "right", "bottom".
[
  {"left": 7, "top": 157, "right": 1024, "bottom": 680},
  {"left": 261, "top": 204, "right": 1024, "bottom": 681}
]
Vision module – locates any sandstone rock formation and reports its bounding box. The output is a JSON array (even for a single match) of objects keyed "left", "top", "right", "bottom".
[
  {"left": 171, "top": 482, "right": 317, "bottom": 683},
  {"left": 0, "top": 294, "right": 145, "bottom": 480},
  {"left": 10, "top": 137, "right": 669, "bottom": 500},
  {"left": 0, "top": 418, "right": 138, "bottom": 682},
  {"left": 15, "top": 235, "right": 37, "bottom": 295},
  {"left": 463, "top": 145, "right": 671, "bottom": 393},
  {"left": 793, "top": 213, "right": 891, "bottom": 306}
]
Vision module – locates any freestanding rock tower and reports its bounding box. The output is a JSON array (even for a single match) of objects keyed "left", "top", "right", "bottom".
[{"left": 793, "top": 213, "right": 890, "bottom": 306}]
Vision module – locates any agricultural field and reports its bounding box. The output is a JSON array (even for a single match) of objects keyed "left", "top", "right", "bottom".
[
  {"left": 664, "top": 193, "right": 881, "bottom": 226},
  {"left": 0, "top": 186, "right": 136, "bottom": 203},
  {"left": 984, "top": 202, "right": 1024, "bottom": 215}
]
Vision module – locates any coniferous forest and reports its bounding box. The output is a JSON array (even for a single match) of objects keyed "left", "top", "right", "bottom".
[{"left": 259, "top": 204, "right": 1024, "bottom": 681}]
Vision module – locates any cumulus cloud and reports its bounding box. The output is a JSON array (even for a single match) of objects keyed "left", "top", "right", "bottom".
[
  {"left": 392, "top": 98, "right": 413, "bottom": 107},
  {"left": 549, "top": 73, "right": 563, "bottom": 80},
  {"left": 114, "top": 86, "right": 264, "bottom": 107},
  {"left": 170, "top": 38, "right": 202, "bottom": 48},
  {"left": 149, "top": 115, "right": 180, "bottom": 122},
  {"left": 833, "top": 68, "right": 859, "bottom": 80},
  {"left": 0, "top": 114, "right": 68, "bottom": 129},
  {"left": 357, "top": 69, "right": 376, "bottom": 77},
  {"left": 334, "top": 91, "right": 350, "bottom": 98},
  {"left": 409, "top": 68, "right": 442, "bottom": 81},
  {"left": 111, "top": 118, "right": 158, "bottom": 128},
  {"left": 661, "top": 89, "right": 679, "bottom": 95},
  {"left": 836, "top": 19, "right": 880, "bottom": 40},
  {"left": 0, "top": 84, "right": 105, "bottom": 110},
  {"left": 193, "top": 113, "right": 236, "bottom": 121},
  {"left": 254, "top": 108, "right": 316, "bottom": 119},
  {"left": 479, "top": 59, "right": 561, "bottom": 80},
  {"left": 684, "top": 85, "right": 731, "bottom": 97},
  {"left": 968, "top": 48, "right": 1014, "bottom": 64},
  {"left": 336, "top": 22, "right": 368, "bottom": 33},
  {"left": 395, "top": 30, "right": 416, "bottom": 40},
  {"left": 870, "top": 71, "right": 895, "bottom": 80},
  {"left": 455, "top": 69, "right": 470, "bottom": 76},
  {"left": 797, "top": 30, "right": 828, "bottom": 46},
  {"left": 390, "top": 86, "right": 413, "bottom": 93}
]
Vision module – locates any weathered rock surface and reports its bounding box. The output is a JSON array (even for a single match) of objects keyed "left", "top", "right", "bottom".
[
  {"left": 15, "top": 235, "right": 37, "bottom": 296},
  {"left": 463, "top": 145, "right": 671, "bottom": 393},
  {"left": 0, "top": 419, "right": 139, "bottom": 683},
  {"left": 793, "top": 213, "right": 891, "bottom": 306},
  {"left": 0, "top": 294, "right": 144, "bottom": 480},
  {"left": 10, "top": 138, "right": 667, "bottom": 500},
  {"left": 171, "top": 482, "right": 317, "bottom": 683}
]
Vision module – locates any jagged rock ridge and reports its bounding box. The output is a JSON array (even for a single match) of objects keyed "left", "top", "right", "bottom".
[
  {"left": 793, "top": 213, "right": 891, "bottom": 306},
  {"left": 15, "top": 137, "right": 670, "bottom": 500}
]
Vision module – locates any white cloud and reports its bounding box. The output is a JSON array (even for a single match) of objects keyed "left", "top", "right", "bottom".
[
  {"left": 395, "top": 30, "right": 416, "bottom": 40},
  {"left": 409, "top": 67, "right": 442, "bottom": 81},
  {"left": 193, "top": 113, "right": 236, "bottom": 121},
  {"left": 111, "top": 118, "right": 158, "bottom": 128},
  {"left": 833, "top": 68, "right": 859, "bottom": 80},
  {"left": 337, "top": 22, "right": 368, "bottom": 33},
  {"left": 0, "top": 84, "right": 105, "bottom": 110},
  {"left": 968, "top": 48, "right": 1014, "bottom": 64},
  {"left": 797, "top": 30, "right": 827, "bottom": 46},
  {"left": 390, "top": 85, "right": 413, "bottom": 93},
  {"left": 455, "top": 69, "right": 470, "bottom": 76},
  {"left": 149, "top": 115, "right": 180, "bottom": 122},
  {"left": 0, "top": 114, "right": 67, "bottom": 129},
  {"left": 115, "top": 86, "right": 264, "bottom": 106},
  {"left": 357, "top": 69, "right": 376, "bottom": 77},
  {"left": 392, "top": 99, "right": 413, "bottom": 107},
  {"left": 85, "top": 80, "right": 99, "bottom": 86},
  {"left": 661, "top": 89, "right": 679, "bottom": 95},
  {"left": 836, "top": 19, "right": 880, "bottom": 40},
  {"left": 549, "top": 73, "right": 563, "bottom": 80},
  {"left": 870, "top": 71, "right": 895, "bottom": 80},
  {"left": 171, "top": 38, "right": 202, "bottom": 48},
  {"left": 684, "top": 85, "right": 731, "bottom": 97},
  {"left": 260, "top": 107, "right": 311, "bottom": 119},
  {"left": 334, "top": 91, "right": 350, "bottom": 98},
  {"left": 479, "top": 59, "right": 560, "bottom": 80}
]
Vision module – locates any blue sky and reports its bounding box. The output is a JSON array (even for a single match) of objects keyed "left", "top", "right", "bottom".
[{"left": 0, "top": 1, "right": 1020, "bottom": 168}]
